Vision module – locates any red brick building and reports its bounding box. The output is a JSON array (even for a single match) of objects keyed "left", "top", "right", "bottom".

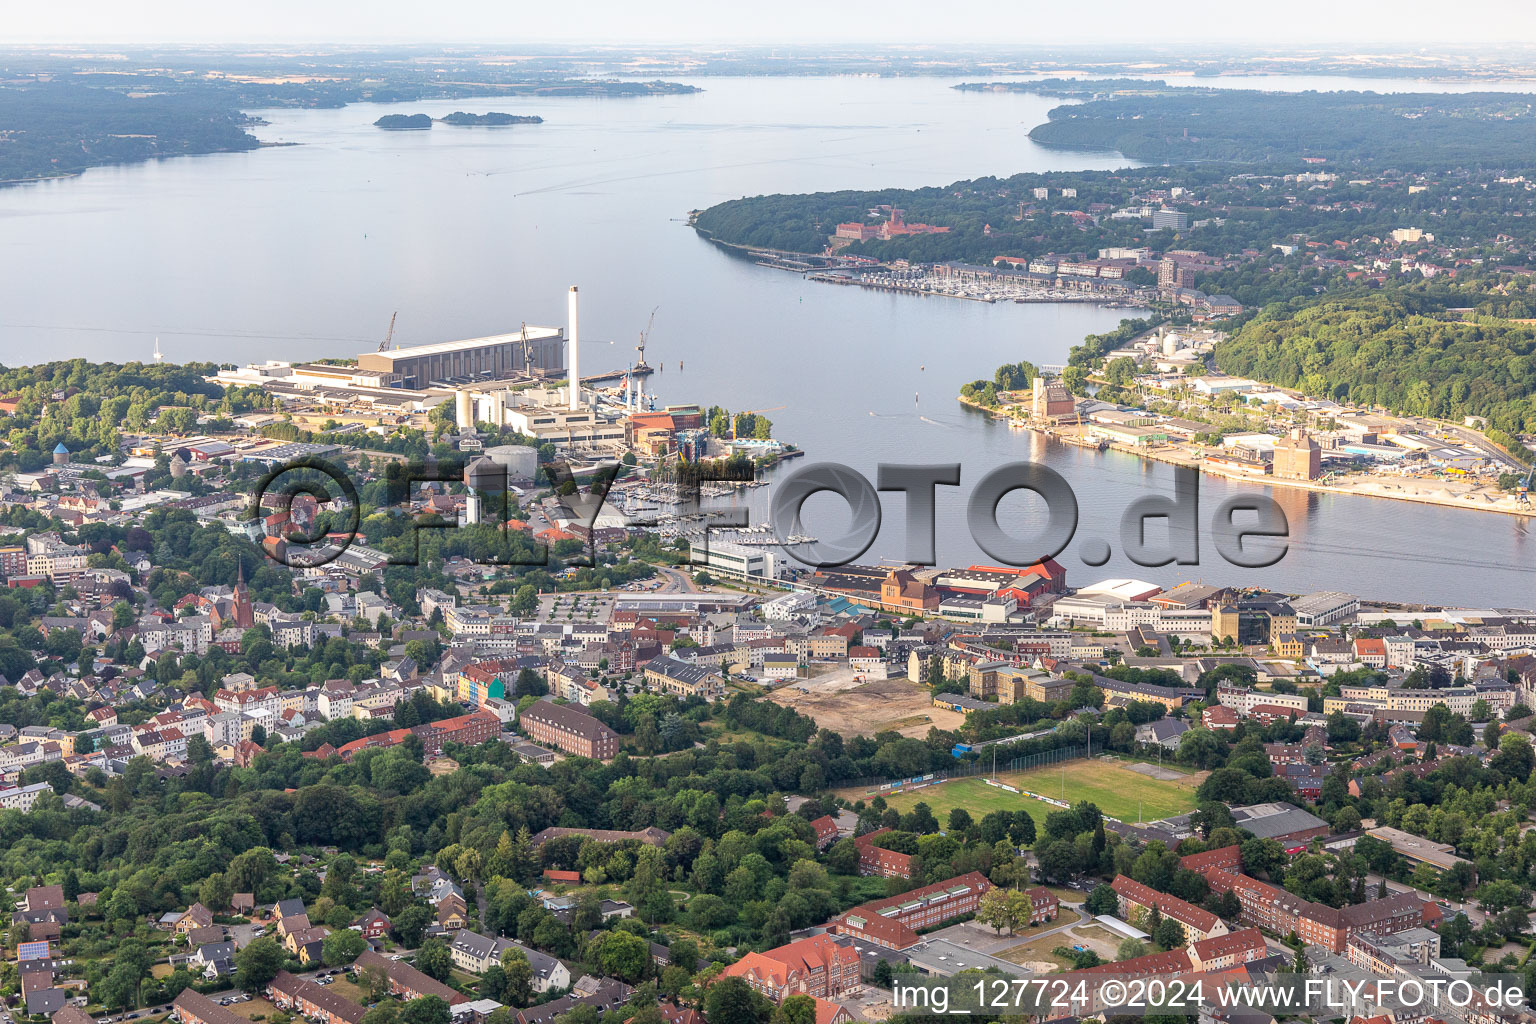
[
  {"left": 267, "top": 971, "right": 367, "bottom": 1024},
  {"left": 174, "top": 990, "right": 250, "bottom": 1024},
  {"left": 336, "top": 710, "right": 501, "bottom": 760},
  {"left": 809, "top": 815, "right": 840, "bottom": 850},
  {"left": 720, "top": 934, "right": 861, "bottom": 1002},
  {"left": 1022, "top": 886, "right": 1060, "bottom": 924},
  {"left": 852, "top": 829, "right": 913, "bottom": 878},
  {"left": 831, "top": 872, "right": 993, "bottom": 950},
  {"left": 1178, "top": 845, "right": 1243, "bottom": 874},
  {"left": 519, "top": 701, "right": 618, "bottom": 759},
  {"left": 1201, "top": 867, "right": 1437, "bottom": 953},
  {"left": 352, "top": 950, "right": 469, "bottom": 1004},
  {"left": 1111, "top": 875, "right": 1227, "bottom": 941}
]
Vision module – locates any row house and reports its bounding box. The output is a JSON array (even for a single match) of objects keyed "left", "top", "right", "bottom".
[
  {"left": 1200, "top": 865, "right": 1437, "bottom": 952},
  {"left": 351, "top": 683, "right": 414, "bottom": 718},
  {"left": 445, "top": 604, "right": 519, "bottom": 638},
  {"left": 1265, "top": 743, "right": 1307, "bottom": 766},
  {"left": 131, "top": 725, "right": 189, "bottom": 761},
  {"left": 1111, "top": 875, "right": 1228, "bottom": 941},
  {"left": 266, "top": 971, "right": 366, "bottom": 1024},
  {"left": 0, "top": 781, "right": 53, "bottom": 811},
  {"left": 1216, "top": 683, "right": 1309, "bottom": 716},
  {"left": 546, "top": 662, "right": 587, "bottom": 700},
  {"left": 204, "top": 712, "right": 255, "bottom": 747},
  {"left": 352, "top": 950, "right": 468, "bottom": 1004},
  {"left": 1186, "top": 928, "right": 1268, "bottom": 971},
  {"left": 1466, "top": 623, "right": 1536, "bottom": 651},
  {"left": 458, "top": 659, "right": 517, "bottom": 705},
  {"left": 676, "top": 641, "right": 735, "bottom": 669},
  {"left": 174, "top": 989, "right": 251, "bottom": 1024},
  {"left": 1354, "top": 638, "right": 1388, "bottom": 668},
  {"left": 1345, "top": 928, "right": 1442, "bottom": 975},
  {"left": 1278, "top": 762, "right": 1327, "bottom": 800},
  {"left": 318, "top": 681, "right": 356, "bottom": 720},
  {"left": 215, "top": 686, "right": 282, "bottom": 717}
]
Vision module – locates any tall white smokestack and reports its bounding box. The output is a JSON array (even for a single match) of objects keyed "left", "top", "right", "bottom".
[{"left": 567, "top": 285, "right": 581, "bottom": 412}]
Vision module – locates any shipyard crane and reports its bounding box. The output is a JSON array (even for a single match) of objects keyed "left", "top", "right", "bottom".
[
  {"left": 636, "top": 305, "right": 658, "bottom": 370},
  {"left": 1519, "top": 462, "right": 1535, "bottom": 507},
  {"left": 377, "top": 312, "right": 397, "bottom": 352}
]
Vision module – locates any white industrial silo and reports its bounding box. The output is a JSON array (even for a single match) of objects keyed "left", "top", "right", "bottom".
[{"left": 455, "top": 389, "right": 474, "bottom": 431}]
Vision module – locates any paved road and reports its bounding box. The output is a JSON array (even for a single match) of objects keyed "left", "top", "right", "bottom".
[
  {"left": 927, "top": 902, "right": 1093, "bottom": 957},
  {"left": 654, "top": 565, "right": 697, "bottom": 593},
  {"left": 1417, "top": 418, "right": 1526, "bottom": 473}
]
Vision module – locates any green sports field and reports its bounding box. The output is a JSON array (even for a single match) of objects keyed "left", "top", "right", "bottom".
[{"left": 843, "top": 759, "right": 1205, "bottom": 826}]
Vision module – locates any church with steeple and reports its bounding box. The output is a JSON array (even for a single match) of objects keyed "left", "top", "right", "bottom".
[{"left": 231, "top": 560, "right": 255, "bottom": 629}]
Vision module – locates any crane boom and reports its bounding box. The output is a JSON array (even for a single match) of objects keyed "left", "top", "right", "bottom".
[
  {"left": 637, "top": 305, "right": 658, "bottom": 362},
  {"left": 377, "top": 311, "right": 397, "bottom": 352}
]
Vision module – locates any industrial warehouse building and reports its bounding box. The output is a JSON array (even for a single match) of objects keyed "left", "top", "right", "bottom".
[{"left": 357, "top": 330, "right": 566, "bottom": 386}]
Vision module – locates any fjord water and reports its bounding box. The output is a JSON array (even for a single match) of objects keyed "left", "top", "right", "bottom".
[{"left": 0, "top": 75, "right": 1529, "bottom": 604}]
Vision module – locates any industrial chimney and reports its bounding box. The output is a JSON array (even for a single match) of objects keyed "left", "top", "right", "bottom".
[{"left": 567, "top": 285, "right": 581, "bottom": 412}]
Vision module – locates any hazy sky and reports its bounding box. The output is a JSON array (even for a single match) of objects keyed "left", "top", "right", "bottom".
[{"left": 9, "top": 0, "right": 1536, "bottom": 46}]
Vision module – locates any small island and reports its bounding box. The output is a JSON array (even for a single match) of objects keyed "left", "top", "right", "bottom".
[
  {"left": 440, "top": 111, "right": 543, "bottom": 126},
  {"left": 374, "top": 111, "right": 543, "bottom": 130},
  {"left": 373, "top": 113, "right": 432, "bottom": 130}
]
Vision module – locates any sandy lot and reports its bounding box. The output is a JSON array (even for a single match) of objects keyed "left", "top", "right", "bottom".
[
  {"left": 769, "top": 673, "right": 963, "bottom": 737},
  {"left": 1121, "top": 761, "right": 1188, "bottom": 782}
]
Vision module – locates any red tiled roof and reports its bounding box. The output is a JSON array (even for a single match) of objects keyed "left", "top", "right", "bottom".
[
  {"left": 1190, "top": 927, "right": 1265, "bottom": 963},
  {"left": 1178, "top": 845, "right": 1242, "bottom": 874},
  {"left": 1111, "top": 874, "right": 1221, "bottom": 933}
]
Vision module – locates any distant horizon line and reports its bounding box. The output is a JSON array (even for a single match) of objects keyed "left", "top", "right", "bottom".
[{"left": 5, "top": 40, "right": 1536, "bottom": 52}]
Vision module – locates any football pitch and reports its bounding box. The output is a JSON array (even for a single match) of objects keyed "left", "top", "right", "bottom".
[{"left": 847, "top": 759, "right": 1205, "bottom": 826}]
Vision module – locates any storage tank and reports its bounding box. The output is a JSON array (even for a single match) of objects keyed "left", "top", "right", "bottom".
[
  {"left": 485, "top": 444, "right": 539, "bottom": 481},
  {"left": 454, "top": 389, "right": 474, "bottom": 431}
]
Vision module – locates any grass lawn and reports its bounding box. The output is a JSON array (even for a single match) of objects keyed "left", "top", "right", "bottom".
[
  {"left": 326, "top": 977, "right": 370, "bottom": 1005},
  {"left": 841, "top": 759, "right": 1204, "bottom": 825},
  {"left": 996, "top": 933, "right": 1076, "bottom": 970},
  {"left": 225, "top": 997, "right": 279, "bottom": 1021}
]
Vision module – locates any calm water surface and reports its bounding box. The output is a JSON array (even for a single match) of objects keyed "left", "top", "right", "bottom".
[{"left": 0, "top": 76, "right": 1529, "bottom": 604}]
